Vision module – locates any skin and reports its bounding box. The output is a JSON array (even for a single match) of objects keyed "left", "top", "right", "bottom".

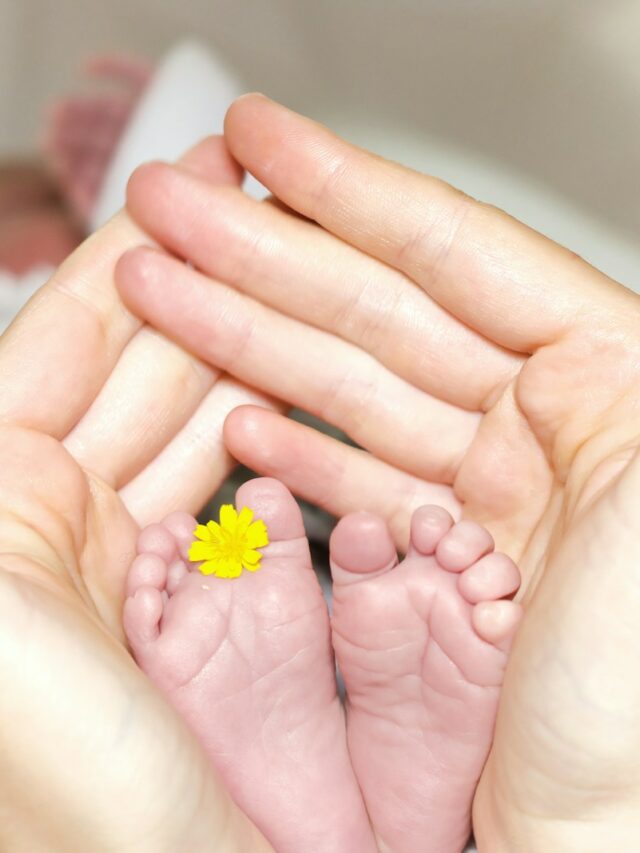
[
  {"left": 113, "top": 95, "right": 640, "bottom": 849},
  {"left": 0, "top": 136, "right": 274, "bottom": 852}
]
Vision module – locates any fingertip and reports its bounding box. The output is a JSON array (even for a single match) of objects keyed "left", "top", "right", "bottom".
[
  {"left": 225, "top": 92, "right": 269, "bottom": 128},
  {"left": 177, "top": 135, "right": 244, "bottom": 186},
  {"left": 224, "top": 94, "right": 280, "bottom": 161},
  {"left": 223, "top": 405, "right": 274, "bottom": 455},
  {"left": 125, "top": 159, "right": 170, "bottom": 211},
  {"left": 114, "top": 245, "right": 164, "bottom": 303}
]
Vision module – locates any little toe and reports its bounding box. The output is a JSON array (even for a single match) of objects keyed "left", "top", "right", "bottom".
[
  {"left": 126, "top": 553, "right": 168, "bottom": 598},
  {"left": 136, "top": 522, "right": 176, "bottom": 563},
  {"left": 162, "top": 511, "right": 198, "bottom": 561},
  {"left": 330, "top": 512, "right": 397, "bottom": 585},
  {"left": 123, "top": 585, "right": 163, "bottom": 648},
  {"left": 473, "top": 600, "right": 524, "bottom": 651},
  {"left": 166, "top": 558, "right": 188, "bottom": 595},
  {"left": 435, "top": 520, "right": 495, "bottom": 572},
  {"left": 407, "top": 505, "right": 455, "bottom": 557},
  {"left": 235, "top": 477, "right": 309, "bottom": 561},
  {"left": 458, "top": 553, "right": 521, "bottom": 604}
]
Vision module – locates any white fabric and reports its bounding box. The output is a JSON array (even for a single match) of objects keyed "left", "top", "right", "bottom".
[{"left": 91, "top": 41, "right": 265, "bottom": 229}]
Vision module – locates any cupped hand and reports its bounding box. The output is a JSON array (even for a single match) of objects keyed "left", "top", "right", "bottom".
[
  {"left": 117, "top": 95, "right": 640, "bottom": 578},
  {"left": 0, "top": 137, "right": 273, "bottom": 852},
  {"left": 117, "top": 97, "right": 640, "bottom": 847}
]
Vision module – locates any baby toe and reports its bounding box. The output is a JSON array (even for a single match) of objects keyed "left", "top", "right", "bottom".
[
  {"left": 472, "top": 600, "right": 523, "bottom": 651},
  {"left": 137, "top": 522, "right": 177, "bottom": 562},
  {"left": 123, "top": 586, "right": 163, "bottom": 648},
  {"left": 330, "top": 512, "right": 397, "bottom": 585},
  {"left": 162, "top": 511, "right": 198, "bottom": 561},
  {"left": 407, "top": 505, "right": 455, "bottom": 556},
  {"left": 236, "top": 477, "right": 305, "bottom": 541},
  {"left": 436, "top": 520, "right": 494, "bottom": 572},
  {"left": 235, "top": 477, "right": 309, "bottom": 562},
  {"left": 166, "top": 558, "right": 189, "bottom": 594},
  {"left": 458, "top": 553, "right": 521, "bottom": 604},
  {"left": 126, "top": 552, "right": 168, "bottom": 598}
]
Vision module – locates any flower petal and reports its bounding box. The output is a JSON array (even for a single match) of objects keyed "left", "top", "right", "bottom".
[
  {"left": 198, "top": 560, "right": 217, "bottom": 576},
  {"left": 213, "top": 557, "right": 242, "bottom": 579},
  {"left": 193, "top": 524, "right": 211, "bottom": 542},
  {"left": 219, "top": 504, "right": 238, "bottom": 531},
  {"left": 206, "top": 520, "right": 224, "bottom": 542},
  {"left": 236, "top": 505, "right": 254, "bottom": 533},
  {"left": 188, "top": 541, "right": 215, "bottom": 562},
  {"left": 227, "top": 560, "right": 243, "bottom": 579},
  {"left": 246, "top": 520, "right": 269, "bottom": 549}
]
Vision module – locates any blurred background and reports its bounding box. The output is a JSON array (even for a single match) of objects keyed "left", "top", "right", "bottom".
[{"left": 0, "top": 0, "right": 639, "bottom": 286}]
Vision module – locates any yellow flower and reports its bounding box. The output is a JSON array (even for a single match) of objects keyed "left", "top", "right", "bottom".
[{"left": 188, "top": 504, "right": 269, "bottom": 578}]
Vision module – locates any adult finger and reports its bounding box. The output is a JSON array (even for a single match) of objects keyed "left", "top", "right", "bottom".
[
  {"left": 120, "top": 379, "right": 279, "bottom": 525},
  {"left": 224, "top": 95, "right": 633, "bottom": 352},
  {"left": 116, "top": 247, "right": 479, "bottom": 484},
  {"left": 63, "top": 328, "right": 218, "bottom": 488},
  {"left": 0, "top": 136, "right": 240, "bottom": 440},
  {"left": 126, "top": 165, "right": 521, "bottom": 411},
  {"left": 224, "top": 405, "right": 460, "bottom": 548},
  {"left": 63, "top": 137, "right": 243, "bottom": 485}
]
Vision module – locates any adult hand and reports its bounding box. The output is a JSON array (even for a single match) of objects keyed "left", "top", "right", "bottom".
[
  {"left": 117, "top": 96, "right": 640, "bottom": 849},
  {"left": 117, "top": 96, "right": 637, "bottom": 566},
  {"left": 0, "top": 137, "right": 273, "bottom": 852}
]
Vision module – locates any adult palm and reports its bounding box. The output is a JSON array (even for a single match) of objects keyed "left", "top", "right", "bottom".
[
  {"left": 0, "top": 139, "right": 273, "bottom": 853},
  {"left": 117, "top": 96, "right": 640, "bottom": 848}
]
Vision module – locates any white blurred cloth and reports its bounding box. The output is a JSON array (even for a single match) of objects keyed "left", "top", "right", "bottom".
[{"left": 92, "top": 40, "right": 265, "bottom": 230}]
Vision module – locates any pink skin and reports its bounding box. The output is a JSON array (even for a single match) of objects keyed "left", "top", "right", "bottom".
[
  {"left": 124, "top": 478, "right": 377, "bottom": 853},
  {"left": 125, "top": 478, "right": 521, "bottom": 853},
  {"left": 330, "top": 507, "right": 522, "bottom": 852}
]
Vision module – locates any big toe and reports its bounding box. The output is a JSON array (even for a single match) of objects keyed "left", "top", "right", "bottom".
[
  {"left": 329, "top": 512, "right": 397, "bottom": 585},
  {"left": 235, "top": 477, "right": 308, "bottom": 560}
]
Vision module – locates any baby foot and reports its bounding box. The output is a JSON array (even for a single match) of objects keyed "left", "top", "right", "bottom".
[
  {"left": 330, "top": 506, "right": 522, "bottom": 853},
  {"left": 123, "top": 478, "right": 376, "bottom": 853}
]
